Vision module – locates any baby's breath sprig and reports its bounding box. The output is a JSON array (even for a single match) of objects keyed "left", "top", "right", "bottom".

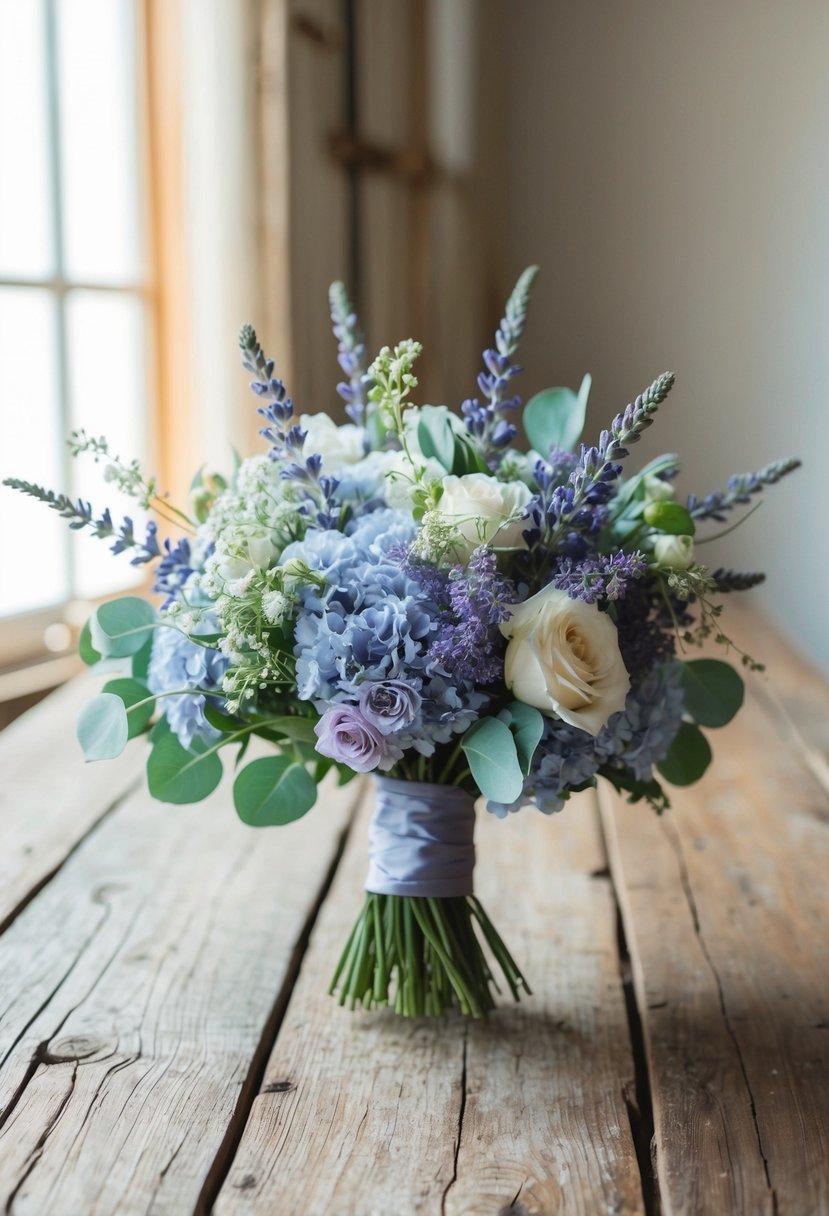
[{"left": 68, "top": 429, "right": 196, "bottom": 534}]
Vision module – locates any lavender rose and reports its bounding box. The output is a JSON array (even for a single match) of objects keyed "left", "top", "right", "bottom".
[
  {"left": 358, "top": 680, "right": 422, "bottom": 735},
  {"left": 314, "top": 704, "right": 398, "bottom": 772}
]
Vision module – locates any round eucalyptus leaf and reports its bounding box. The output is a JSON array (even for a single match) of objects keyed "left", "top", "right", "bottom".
[
  {"left": 102, "top": 678, "right": 154, "bottom": 739},
  {"left": 147, "top": 733, "right": 223, "bottom": 804},
  {"left": 76, "top": 693, "right": 129, "bottom": 761},
  {"left": 680, "top": 659, "right": 745, "bottom": 728},
  {"left": 461, "top": 717, "right": 524, "bottom": 804},
  {"left": 504, "top": 701, "right": 545, "bottom": 776},
  {"left": 79, "top": 619, "right": 102, "bottom": 666},
  {"left": 523, "top": 372, "right": 591, "bottom": 456},
  {"left": 91, "top": 596, "right": 156, "bottom": 658},
  {"left": 233, "top": 756, "right": 318, "bottom": 827},
  {"left": 657, "top": 721, "right": 712, "bottom": 786}
]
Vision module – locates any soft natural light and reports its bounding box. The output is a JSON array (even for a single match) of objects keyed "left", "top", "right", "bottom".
[
  {"left": 56, "top": 0, "right": 143, "bottom": 284},
  {"left": 67, "top": 291, "right": 148, "bottom": 600},
  {"left": 0, "top": 289, "right": 68, "bottom": 615},
  {"left": 0, "top": 2, "right": 54, "bottom": 279},
  {"left": 0, "top": 0, "right": 150, "bottom": 629}
]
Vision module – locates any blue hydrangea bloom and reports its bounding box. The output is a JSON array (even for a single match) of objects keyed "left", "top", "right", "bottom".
[
  {"left": 147, "top": 614, "right": 229, "bottom": 749},
  {"left": 487, "top": 662, "right": 685, "bottom": 817}
]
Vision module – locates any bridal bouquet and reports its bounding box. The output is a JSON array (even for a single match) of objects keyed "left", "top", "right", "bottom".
[{"left": 5, "top": 268, "right": 799, "bottom": 1018}]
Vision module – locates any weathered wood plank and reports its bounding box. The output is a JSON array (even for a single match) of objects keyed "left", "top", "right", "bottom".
[
  {"left": 447, "top": 800, "right": 645, "bottom": 1216},
  {"left": 216, "top": 788, "right": 643, "bottom": 1216},
  {"left": 0, "top": 766, "right": 360, "bottom": 1215},
  {"left": 0, "top": 675, "right": 144, "bottom": 931},
  {"left": 601, "top": 672, "right": 829, "bottom": 1215}
]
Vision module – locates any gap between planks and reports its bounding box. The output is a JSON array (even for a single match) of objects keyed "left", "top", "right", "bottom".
[
  {"left": 0, "top": 766, "right": 363, "bottom": 1216},
  {"left": 600, "top": 650, "right": 829, "bottom": 1216},
  {"left": 214, "top": 786, "right": 645, "bottom": 1216}
]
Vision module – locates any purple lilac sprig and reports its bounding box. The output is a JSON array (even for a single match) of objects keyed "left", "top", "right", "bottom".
[
  {"left": 329, "top": 282, "right": 373, "bottom": 425},
  {"left": 1, "top": 478, "right": 160, "bottom": 565},
  {"left": 461, "top": 266, "right": 539, "bottom": 457},
  {"left": 552, "top": 551, "right": 648, "bottom": 604},
  {"left": 238, "top": 324, "right": 340, "bottom": 528},
  {"left": 427, "top": 547, "right": 517, "bottom": 685},
  {"left": 687, "top": 457, "right": 801, "bottom": 522}
]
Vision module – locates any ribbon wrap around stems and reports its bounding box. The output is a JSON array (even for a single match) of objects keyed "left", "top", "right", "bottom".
[{"left": 365, "top": 776, "right": 476, "bottom": 898}]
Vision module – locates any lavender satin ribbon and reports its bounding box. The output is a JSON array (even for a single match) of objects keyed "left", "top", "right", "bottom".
[{"left": 365, "top": 777, "right": 476, "bottom": 898}]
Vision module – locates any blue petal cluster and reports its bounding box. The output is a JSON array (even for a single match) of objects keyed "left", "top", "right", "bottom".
[
  {"left": 147, "top": 614, "right": 229, "bottom": 749},
  {"left": 487, "top": 663, "right": 685, "bottom": 818},
  {"left": 286, "top": 511, "right": 491, "bottom": 756}
]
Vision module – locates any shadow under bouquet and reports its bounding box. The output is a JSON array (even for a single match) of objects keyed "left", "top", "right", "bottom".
[{"left": 5, "top": 268, "right": 800, "bottom": 1018}]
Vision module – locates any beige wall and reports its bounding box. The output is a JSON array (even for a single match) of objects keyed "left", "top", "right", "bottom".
[{"left": 500, "top": 1, "right": 829, "bottom": 672}]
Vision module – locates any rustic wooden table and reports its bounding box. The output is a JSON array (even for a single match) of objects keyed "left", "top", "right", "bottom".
[{"left": 1, "top": 607, "right": 827, "bottom": 1215}]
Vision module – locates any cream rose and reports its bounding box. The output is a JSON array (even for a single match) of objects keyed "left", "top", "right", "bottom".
[
  {"left": 436, "top": 473, "right": 532, "bottom": 558},
  {"left": 653, "top": 534, "right": 694, "bottom": 570},
  {"left": 299, "top": 413, "right": 366, "bottom": 469},
  {"left": 500, "top": 586, "right": 630, "bottom": 736}
]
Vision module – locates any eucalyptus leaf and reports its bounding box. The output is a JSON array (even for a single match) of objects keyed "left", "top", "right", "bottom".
[
  {"left": 147, "top": 733, "right": 223, "bottom": 804},
  {"left": 233, "top": 756, "right": 317, "bottom": 827},
  {"left": 680, "top": 660, "right": 744, "bottom": 728},
  {"left": 263, "top": 716, "right": 319, "bottom": 744},
  {"left": 76, "top": 693, "right": 129, "bottom": 761},
  {"left": 90, "top": 596, "right": 156, "bottom": 658},
  {"left": 102, "top": 678, "right": 154, "bottom": 738},
  {"left": 131, "top": 636, "right": 154, "bottom": 680},
  {"left": 204, "top": 704, "right": 242, "bottom": 734},
  {"left": 523, "top": 372, "right": 591, "bottom": 456},
  {"left": 79, "top": 619, "right": 102, "bottom": 666},
  {"left": 657, "top": 722, "right": 712, "bottom": 786},
  {"left": 461, "top": 717, "right": 524, "bottom": 804},
  {"left": 504, "top": 702, "right": 544, "bottom": 776}
]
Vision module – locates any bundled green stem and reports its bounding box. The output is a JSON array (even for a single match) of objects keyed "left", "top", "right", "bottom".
[{"left": 330, "top": 893, "right": 530, "bottom": 1018}]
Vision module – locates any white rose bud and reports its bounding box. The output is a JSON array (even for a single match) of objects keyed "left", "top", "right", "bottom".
[
  {"left": 436, "top": 473, "right": 532, "bottom": 559},
  {"left": 299, "top": 413, "right": 366, "bottom": 469},
  {"left": 643, "top": 473, "right": 676, "bottom": 503},
  {"left": 653, "top": 534, "right": 694, "bottom": 570},
  {"left": 500, "top": 586, "right": 630, "bottom": 737}
]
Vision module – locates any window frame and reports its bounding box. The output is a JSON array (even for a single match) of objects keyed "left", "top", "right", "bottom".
[{"left": 0, "top": 0, "right": 156, "bottom": 673}]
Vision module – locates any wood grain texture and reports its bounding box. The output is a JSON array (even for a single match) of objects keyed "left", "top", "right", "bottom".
[
  {"left": 601, "top": 669, "right": 829, "bottom": 1216},
  {"left": 0, "top": 674, "right": 144, "bottom": 931},
  {"left": 216, "top": 788, "right": 643, "bottom": 1216},
  {"left": 446, "top": 799, "right": 644, "bottom": 1216},
  {"left": 0, "top": 767, "right": 360, "bottom": 1215}
]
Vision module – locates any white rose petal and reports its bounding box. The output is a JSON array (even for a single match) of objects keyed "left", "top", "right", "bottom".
[
  {"left": 435, "top": 473, "right": 532, "bottom": 559},
  {"left": 299, "top": 413, "right": 366, "bottom": 470},
  {"left": 643, "top": 473, "right": 676, "bottom": 503},
  {"left": 653, "top": 534, "right": 694, "bottom": 570},
  {"left": 500, "top": 585, "right": 630, "bottom": 737}
]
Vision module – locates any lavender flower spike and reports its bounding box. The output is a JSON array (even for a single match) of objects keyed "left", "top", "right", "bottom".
[{"left": 329, "top": 281, "right": 373, "bottom": 425}]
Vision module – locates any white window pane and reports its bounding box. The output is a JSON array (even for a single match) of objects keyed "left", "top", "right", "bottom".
[
  {"left": 56, "top": 0, "right": 142, "bottom": 283},
  {"left": 0, "top": 288, "right": 68, "bottom": 615},
  {"left": 0, "top": 0, "right": 54, "bottom": 278},
  {"left": 66, "top": 290, "right": 148, "bottom": 599}
]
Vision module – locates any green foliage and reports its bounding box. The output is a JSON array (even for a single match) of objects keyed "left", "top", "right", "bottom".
[
  {"left": 461, "top": 717, "right": 524, "bottom": 804},
  {"left": 79, "top": 619, "right": 102, "bottom": 666},
  {"left": 417, "top": 409, "right": 488, "bottom": 477},
  {"left": 101, "top": 678, "right": 154, "bottom": 738},
  {"left": 523, "top": 373, "right": 591, "bottom": 456},
  {"left": 90, "top": 596, "right": 156, "bottom": 658},
  {"left": 657, "top": 721, "right": 712, "bottom": 786},
  {"left": 600, "top": 765, "right": 669, "bottom": 813},
  {"left": 131, "top": 636, "right": 154, "bottom": 680},
  {"left": 147, "top": 733, "right": 223, "bottom": 804},
  {"left": 76, "top": 693, "right": 129, "bottom": 761},
  {"left": 680, "top": 659, "right": 744, "bottom": 728},
  {"left": 498, "top": 702, "right": 544, "bottom": 776},
  {"left": 643, "top": 501, "right": 696, "bottom": 536},
  {"left": 233, "top": 756, "right": 318, "bottom": 827}
]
